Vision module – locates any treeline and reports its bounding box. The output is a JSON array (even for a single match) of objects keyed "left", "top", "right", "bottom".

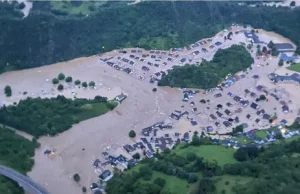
[
  {"left": 0, "top": 95, "right": 117, "bottom": 137},
  {"left": 0, "top": 127, "right": 40, "bottom": 194},
  {"left": 1, "top": 2, "right": 300, "bottom": 73},
  {"left": 158, "top": 45, "right": 253, "bottom": 89}
]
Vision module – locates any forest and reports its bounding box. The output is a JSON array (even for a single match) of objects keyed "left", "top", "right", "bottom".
[
  {"left": 0, "top": 1, "right": 300, "bottom": 73},
  {"left": 158, "top": 45, "right": 253, "bottom": 89},
  {"left": 106, "top": 134, "right": 300, "bottom": 194},
  {"left": 0, "top": 95, "right": 117, "bottom": 137},
  {"left": 0, "top": 127, "right": 40, "bottom": 194}
]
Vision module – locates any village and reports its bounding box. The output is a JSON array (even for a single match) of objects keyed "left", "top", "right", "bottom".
[{"left": 78, "top": 25, "right": 300, "bottom": 193}]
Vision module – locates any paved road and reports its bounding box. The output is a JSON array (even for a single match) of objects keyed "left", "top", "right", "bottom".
[{"left": 0, "top": 165, "right": 50, "bottom": 194}]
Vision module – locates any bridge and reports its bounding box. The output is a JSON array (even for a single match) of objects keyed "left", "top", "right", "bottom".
[{"left": 0, "top": 165, "right": 50, "bottom": 194}]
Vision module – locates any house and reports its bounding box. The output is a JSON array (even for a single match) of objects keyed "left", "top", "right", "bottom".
[
  {"left": 193, "top": 51, "right": 200, "bottom": 55},
  {"left": 233, "top": 96, "right": 242, "bottom": 102},
  {"left": 223, "top": 121, "right": 232, "bottom": 127},
  {"left": 90, "top": 183, "right": 99, "bottom": 190},
  {"left": 183, "top": 132, "right": 190, "bottom": 142},
  {"left": 116, "top": 93, "right": 127, "bottom": 102},
  {"left": 280, "top": 119, "right": 288, "bottom": 126},
  {"left": 217, "top": 104, "right": 223, "bottom": 110},
  {"left": 246, "top": 114, "right": 252, "bottom": 119},
  {"left": 282, "top": 105, "right": 289, "bottom": 113},
  {"left": 210, "top": 114, "right": 217, "bottom": 120},
  {"left": 214, "top": 93, "right": 222, "bottom": 98},
  {"left": 191, "top": 120, "right": 198, "bottom": 126},
  {"left": 225, "top": 109, "right": 232, "bottom": 116},
  {"left": 240, "top": 100, "right": 249, "bottom": 106},
  {"left": 263, "top": 114, "right": 271, "bottom": 120},
  {"left": 226, "top": 102, "right": 233, "bottom": 107},
  {"left": 250, "top": 102, "right": 259, "bottom": 109},
  {"left": 180, "top": 58, "right": 187, "bottom": 63},
  {"left": 99, "top": 170, "right": 113, "bottom": 181},
  {"left": 274, "top": 43, "right": 296, "bottom": 52},
  {"left": 215, "top": 122, "right": 221, "bottom": 127},
  {"left": 206, "top": 126, "right": 214, "bottom": 132},
  {"left": 244, "top": 89, "right": 250, "bottom": 94},
  {"left": 250, "top": 92, "right": 257, "bottom": 98},
  {"left": 256, "top": 85, "right": 264, "bottom": 91},
  {"left": 280, "top": 53, "right": 298, "bottom": 62},
  {"left": 123, "top": 144, "right": 135, "bottom": 153},
  {"left": 234, "top": 116, "right": 240, "bottom": 123},
  {"left": 256, "top": 109, "right": 265, "bottom": 116},
  {"left": 216, "top": 111, "right": 223, "bottom": 117}
]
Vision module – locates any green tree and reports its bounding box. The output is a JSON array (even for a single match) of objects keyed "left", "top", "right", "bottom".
[
  {"left": 74, "top": 80, "right": 81, "bottom": 85},
  {"left": 200, "top": 99, "right": 206, "bottom": 104},
  {"left": 89, "top": 81, "right": 95, "bottom": 87},
  {"left": 52, "top": 78, "right": 59, "bottom": 84},
  {"left": 58, "top": 73, "right": 65, "bottom": 80},
  {"left": 73, "top": 173, "right": 80, "bottom": 182},
  {"left": 129, "top": 130, "right": 136, "bottom": 138},
  {"left": 152, "top": 88, "right": 157, "bottom": 92},
  {"left": 153, "top": 177, "right": 166, "bottom": 187},
  {"left": 65, "top": 76, "right": 73, "bottom": 83},
  {"left": 186, "top": 152, "right": 196, "bottom": 161},
  {"left": 4, "top": 85, "right": 12, "bottom": 97},
  {"left": 278, "top": 60, "right": 284, "bottom": 66},
  {"left": 290, "top": 1, "right": 296, "bottom": 6},
  {"left": 82, "top": 82, "right": 88, "bottom": 88},
  {"left": 191, "top": 134, "right": 201, "bottom": 146},
  {"left": 132, "top": 153, "right": 140, "bottom": 160},
  {"left": 259, "top": 95, "right": 266, "bottom": 101},
  {"left": 57, "top": 84, "right": 64, "bottom": 91}
]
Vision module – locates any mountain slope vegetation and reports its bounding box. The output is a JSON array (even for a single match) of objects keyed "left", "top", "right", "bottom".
[{"left": 0, "top": 2, "right": 300, "bottom": 73}]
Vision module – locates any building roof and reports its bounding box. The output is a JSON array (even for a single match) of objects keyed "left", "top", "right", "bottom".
[
  {"left": 274, "top": 43, "right": 295, "bottom": 52},
  {"left": 280, "top": 53, "right": 298, "bottom": 62}
]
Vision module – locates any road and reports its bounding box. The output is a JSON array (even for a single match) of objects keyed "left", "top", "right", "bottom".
[{"left": 0, "top": 165, "right": 50, "bottom": 194}]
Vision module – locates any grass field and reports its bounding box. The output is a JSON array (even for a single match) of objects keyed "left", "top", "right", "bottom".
[
  {"left": 235, "top": 136, "right": 250, "bottom": 144},
  {"left": 50, "top": 1, "right": 107, "bottom": 15},
  {"left": 288, "top": 63, "right": 300, "bottom": 72},
  {"left": 213, "top": 175, "right": 252, "bottom": 194},
  {"left": 78, "top": 101, "right": 117, "bottom": 121},
  {"left": 176, "top": 145, "right": 237, "bottom": 166},
  {"left": 256, "top": 130, "right": 268, "bottom": 139}
]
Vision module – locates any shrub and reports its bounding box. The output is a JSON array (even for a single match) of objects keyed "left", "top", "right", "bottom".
[
  {"left": 154, "top": 177, "right": 166, "bottom": 187},
  {"left": 186, "top": 152, "right": 197, "bottom": 161},
  {"left": 290, "top": 1, "right": 296, "bottom": 6},
  {"left": 74, "top": 80, "right": 81, "bottom": 85},
  {"left": 58, "top": 73, "right": 65, "bottom": 80},
  {"left": 152, "top": 88, "right": 157, "bottom": 92},
  {"left": 4, "top": 85, "right": 12, "bottom": 97},
  {"left": 200, "top": 99, "right": 206, "bottom": 104},
  {"left": 82, "top": 187, "right": 87, "bottom": 192},
  {"left": 278, "top": 59, "right": 284, "bottom": 66},
  {"left": 57, "top": 84, "right": 64, "bottom": 91},
  {"left": 52, "top": 78, "right": 59, "bottom": 84},
  {"left": 82, "top": 82, "right": 88, "bottom": 88},
  {"left": 129, "top": 130, "right": 136, "bottom": 138},
  {"left": 89, "top": 81, "right": 96, "bottom": 87},
  {"left": 65, "top": 76, "right": 73, "bottom": 83},
  {"left": 73, "top": 173, "right": 80, "bottom": 182}
]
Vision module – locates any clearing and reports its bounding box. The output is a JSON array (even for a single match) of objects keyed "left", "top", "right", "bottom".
[
  {"left": 288, "top": 63, "right": 300, "bottom": 72},
  {"left": 176, "top": 145, "right": 237, "bottom": 166}
]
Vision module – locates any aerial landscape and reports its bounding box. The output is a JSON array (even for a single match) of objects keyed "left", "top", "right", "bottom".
[{"left": 1, "top": 1, "right": 300, "bottom": 194}]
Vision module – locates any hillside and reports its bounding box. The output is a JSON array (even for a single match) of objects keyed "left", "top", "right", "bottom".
[
  {"left": 0, "top": 126, "right": 40, "bottom": 194},
  {"left": 106, "top": 135, "right": 300, "bottom": 194},
  {"left": 0, "top": 2, "right": 300, "bottom": 73}
]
